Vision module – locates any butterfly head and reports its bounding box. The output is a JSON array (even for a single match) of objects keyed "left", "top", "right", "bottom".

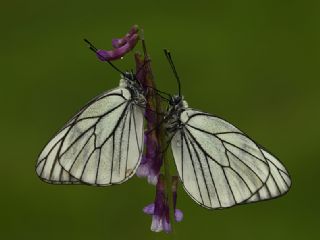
[
  {"left": 120, "top": 72, "right": 141, "bottom": 90},
  {"left": 120, "top": 72, "right": 145, "bottom": 106},
  {"left": 122, "top": 71, "right": 135, "bottom": 81},
  {"left": 165, "top": 95, "right": 188, "bottom": 133},
  {"left": 169, "top": 95, "right": 188, "bottom": 109}
]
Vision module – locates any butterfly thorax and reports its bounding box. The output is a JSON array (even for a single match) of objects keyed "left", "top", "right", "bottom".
[
  {"left": 165, "top": 95, "right": 188, "bottom": 134},
  {"left": 119, "top": 75, "right": 145, "bottom": 107}
]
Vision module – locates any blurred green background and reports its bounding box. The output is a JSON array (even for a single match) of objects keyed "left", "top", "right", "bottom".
[{"left": 1, "top": 0, "right": 319, "bottom": 239}]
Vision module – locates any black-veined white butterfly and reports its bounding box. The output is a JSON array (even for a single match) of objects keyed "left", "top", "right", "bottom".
[
  {"left": 162, "top": 50, "right": 291, "bottom": 209},
  {"left": 36, "top": 40, "right": 147, "bottom": 186},
  {"left": 36, "top": 73, "right": 146, "bottom": 185}
]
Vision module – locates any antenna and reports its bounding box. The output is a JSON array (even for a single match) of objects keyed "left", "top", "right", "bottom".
[
  {"left": 83, "top": 39, "right": 125, "bottom": 75},
  {"left": 164, "top": 49, "right": 181, "bottom": 96}
]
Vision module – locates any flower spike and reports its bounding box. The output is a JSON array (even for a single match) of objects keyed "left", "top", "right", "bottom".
[{"left": 143, "top": 175, "right": 183, "bottom": 233}]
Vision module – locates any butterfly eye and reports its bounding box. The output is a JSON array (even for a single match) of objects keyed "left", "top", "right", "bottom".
[
  {"left": 123, "top": 72, "right": 132, "bottom": 80},
  {"left": 172, "top": 95, "right": 181, "bottom": 105}
]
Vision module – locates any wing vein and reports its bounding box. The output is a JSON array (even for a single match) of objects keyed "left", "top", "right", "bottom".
[
  {"left": 95, "top": 146, "right": 102, "bottom": 185},
  {"left": 124, "top": 106, "right": 132, "bottom": 177},
  {"left": 69, "top": 134, "right": 95, "bottom": 173},
  {"left": 226, "top": 148, "right": 265, "bottom": 183},
  {"left": 186, "top": 132, "right": 212, "bottom": 206},
  {"left": 182, "top": 131, "right": 204, "bottom": 205}
]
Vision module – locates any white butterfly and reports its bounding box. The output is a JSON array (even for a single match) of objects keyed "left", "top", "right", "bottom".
[
  {"left": 36, "top": 74, "right": 146, "bottom": 186},
  {"left": 163, "top": 50, "right": 291, "bottom": 209},
  {"left": 165, "top": 96, "right": 291, "bottom": 209}
]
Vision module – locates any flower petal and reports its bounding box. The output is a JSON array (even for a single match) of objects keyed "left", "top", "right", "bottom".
[
  {"left": 112, "top": 38, "right": 126, "bottom": 49},
  {"left": 151, "top": 216, "right": 163, "bottom": 232},
  {"left": 136, "top": 162, "right": 149, "bottom": 177},
  {"left": 97, "top": 33, "right": 139, "bottom": 61},
  {"left": 147, "top": 174, "right": 158, "bottom": 185},
  {"left": 175, "top": 209, "right": 183, "bottom": 222},
  {"left": 143, "top": 203, "right": 155, "bottom": 215},
  {"left": 163, "top": 219, "right": 171, "bottom": 233},
  {"left": 112, "top": 25, "right": 139, "bottom": 48}
]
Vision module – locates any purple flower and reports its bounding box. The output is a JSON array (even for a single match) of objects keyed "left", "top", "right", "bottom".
[
  {"left": 135, "top": 54, "right": 163, "bottom": 185},
  {"left": 136, "top": 108, "right": 162, "bottom": 184},
  {"left": 112, "top": 25, "right": 139, "bottom": 48},
  {"left": 96, "top": 25, "right": 139, "bottom": 61},
  {"left": 143, "top": 175, "right": 183, "bottom": 233},
  {"left": 87, "top": 25, "right": 182, "bottom": 233}
]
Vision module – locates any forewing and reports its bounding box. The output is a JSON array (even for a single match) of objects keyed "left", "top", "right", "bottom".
[
  {"left": 57, "top": 88, "right": 144, "bottom": 186},
  {"left": 245, "top": 148, "right": 291, "bottom": 203},
  {"left": 36, "top": 124, "right": 80, "bottom": 184},
  {"left": 35, "top": 89, "right": 115, "bottom": 184},
  {"left": 171, "top": 109, "right": 270, "bottom": 209}
]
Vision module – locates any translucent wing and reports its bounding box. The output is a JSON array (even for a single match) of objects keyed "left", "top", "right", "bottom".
[
  {"left": 36, "top": 124, "right": 81, "bottom": 184},
  {"left": 245, "top": 148, "right": 291, "bottom": 203},
  {"left": 171, "top": 109, "right": 271, "bottom": 209},
  {"left": 36, "top": 87, "right": 144, "bottom": 186},
  {"left": 36, "top": 90, "right": 110, "bottom": 184}
]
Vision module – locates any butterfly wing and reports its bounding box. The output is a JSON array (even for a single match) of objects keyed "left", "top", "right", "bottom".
[
  {"left": 36, "top": 124, "right": 80, "bottom": 184},
  {"left": 36, "top": 87, "right": 144, "bottom": 186},
  {"left": 36, "top": 90, "right": 110, "bottom": 184},
  {"left": 171, "top": 109, "right": 272, "bottom": 209},
  {"left": 244, "top": 147, "right": 291, "bottom": 203}
]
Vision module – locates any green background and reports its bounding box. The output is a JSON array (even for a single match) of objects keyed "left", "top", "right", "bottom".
[{"left": 1, "top": 0, "right": 319, "bottom": 239}]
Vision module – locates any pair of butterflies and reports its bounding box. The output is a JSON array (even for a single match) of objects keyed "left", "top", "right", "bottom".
[{"left": 36, "top": 50, "right": 291, "bottom": 209}]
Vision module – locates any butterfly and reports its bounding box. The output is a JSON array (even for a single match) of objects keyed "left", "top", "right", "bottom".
[
  {"left": 162, "top": 50, "right": 291, "bottom": 209},
  {"left": 36, "top": 40, "right": 147, "bottom": 186},
  {"left": 36, "top": 73, "right": 146, "bottom": 185}
]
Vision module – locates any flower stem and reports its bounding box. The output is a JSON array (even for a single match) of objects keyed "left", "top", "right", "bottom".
[
  {"left": 140, "top": 32, "right": 175, "bottom": 232},
  {"left": 163, "top": 148, "right": 175, "bottom": 232}
]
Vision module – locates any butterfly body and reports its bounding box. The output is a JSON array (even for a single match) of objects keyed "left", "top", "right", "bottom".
[
  {"left": 119, "top": 74, "right": 145, "bottom": 107},
  {"left": 165, "top": 95, "right": 188, "bottom": 134}
]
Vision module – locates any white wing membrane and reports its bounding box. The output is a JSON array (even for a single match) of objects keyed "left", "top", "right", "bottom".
[
  {"left": 245, "top": 148, "right": 291, "bottom": 203},
  {"left": 58, "top": 88, "right": 144, "bottom": 185},
  {"left": 36, "top": 125, "right": 80, "bottom": 184},
  {"left": 36, "top": 98, "right": 94, "bottom": 184},
  {"left": 171, "top": 109, "right": 271, "bottom": 209},
  {"left": 36, "top": 87, "right": 144, "bottom": 186}
]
